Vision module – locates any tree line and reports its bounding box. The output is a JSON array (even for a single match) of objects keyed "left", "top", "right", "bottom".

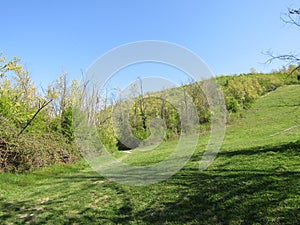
[
  {"left": 0, "top": 53, "right": 299, "bottom": 172},
  {"left": 94, "top": 67, "right": 298, "bottom": 152}
]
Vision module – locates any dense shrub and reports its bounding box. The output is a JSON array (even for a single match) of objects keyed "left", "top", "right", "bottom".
[
  {"left": 217, "top": 73, "right": 293, "bottom": 114},
  {"left": 0, "top": 117, "right": 80, "bottom": 172}
]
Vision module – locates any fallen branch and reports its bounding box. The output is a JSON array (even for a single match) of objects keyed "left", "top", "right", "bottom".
[{"left": 18, "top": 99, "right": 53, "bottom": 136}]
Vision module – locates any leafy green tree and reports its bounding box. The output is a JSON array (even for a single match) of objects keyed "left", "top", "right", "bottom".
[
  {"left": 0, "top": 53, "right": 80, "bottom": 171},
  {"left": 0, "top": 54, "right": 41, "bottom": 130}
]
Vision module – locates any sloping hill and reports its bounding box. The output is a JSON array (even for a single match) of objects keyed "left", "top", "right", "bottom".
[
  {"left": 0, "top": 85, "right": 299, "bottom": 224},
  {"left": 213, "top": 85, "right": 300, "bottom": 172},
  {"left": 224, "top": 85, "right": 300, "bottom": 149},
  {"left": 119, "top": 85, "right": 300, "bottom": 168}
]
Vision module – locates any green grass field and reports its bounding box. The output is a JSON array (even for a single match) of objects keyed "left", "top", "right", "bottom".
[{"left": 1, "top": 85, "right": 300, "bottom": 224}]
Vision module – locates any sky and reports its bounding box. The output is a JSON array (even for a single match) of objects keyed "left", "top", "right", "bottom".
[{"left": 1, "top": 0, "right": 300, "bottom": 90}]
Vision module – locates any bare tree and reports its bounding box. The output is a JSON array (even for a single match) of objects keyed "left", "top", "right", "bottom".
[
  {"left": 283, "top": 8, "right": 300, "bottom": 27},
  {"left": 137, "top": 77, "right": 147, "bottom": 131},
  {"left": 266, "top": 7, "right": 300, "bottom": 74}
]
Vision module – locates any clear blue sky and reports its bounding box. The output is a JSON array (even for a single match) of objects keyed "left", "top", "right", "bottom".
[{"left": 1, "top": 0, "right": 300, "bottom": 88}]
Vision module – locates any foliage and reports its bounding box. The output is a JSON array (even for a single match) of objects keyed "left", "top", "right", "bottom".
[
  {"left": 0, "top": 54, "right": 24, "bottom": 78},
  {"left": 0, "top": 54, "right": 79, "bottom": 172},
  {"left": 216, "top": 72, "right": 294, "bottom": 115},
  {"left": 95, "top": 71, "right": 295, "bottom": 151},
  {"left": 0, "top": 117, "right": 80, "bottom": 172},
  {"left": 61, "top": 105, "right": 74, "bottom": 143}
]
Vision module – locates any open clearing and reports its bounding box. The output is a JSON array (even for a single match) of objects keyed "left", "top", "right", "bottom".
[{"left": 1, "top": 85, "right": 300, "bottom": 224}]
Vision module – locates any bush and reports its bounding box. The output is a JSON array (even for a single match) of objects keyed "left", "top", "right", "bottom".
[
  {"left": 219, "top": 73, "right": 288, "bottom": 114},
  {"left": 0, "top": 117, "right": 80, "bottom": 172},
  {"left": 225, "top": 96, "right": 240, "bottom": 113}
]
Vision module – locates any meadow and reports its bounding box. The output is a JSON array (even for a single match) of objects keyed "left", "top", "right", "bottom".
[{"left": 0, "top": 85, "right": 299, "bottom": 224}]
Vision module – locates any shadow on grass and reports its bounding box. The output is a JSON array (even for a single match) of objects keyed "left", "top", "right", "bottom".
[
  {"left": 0, "top": 174, "right": 133, "bottom": 224},
  {"left": 218, "top": 140, "right": 300, "bottom": 157},
  {"left": 0, "top": 141, "right": 299, "bottom": 224},
  {"left": 135, "top": 170, "right": 300, "bottom": 224}
]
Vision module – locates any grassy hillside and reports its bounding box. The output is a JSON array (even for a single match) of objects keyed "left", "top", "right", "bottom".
[{"left": 0, "top": 85, "right": 299, "bottom": 224}]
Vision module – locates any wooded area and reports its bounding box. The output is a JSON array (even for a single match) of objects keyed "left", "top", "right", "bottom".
[{"left": 0, "top": 53, "right": 299, "bottom": 172}]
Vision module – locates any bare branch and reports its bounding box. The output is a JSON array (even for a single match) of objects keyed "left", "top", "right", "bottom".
[
  {"left": 281, "top": 7, "right": 300, "bottom": 28},
  {"left": 18, "top": 99, "right": 53, "bottom": 136},
  {"left": 265, "top": 7, "right": 300, "bottom": 75},
  {"left": 289, "top": 9, "right": 300, "bottom": 15},
  {"left": 0, "top": 64, "right": 7, "bottom": 71},
  {"left": 264, "top": 50, "right": 300, "bottom": 65},
  {"left": 264, "top": 50, "right": 300, "bottom": 75}
]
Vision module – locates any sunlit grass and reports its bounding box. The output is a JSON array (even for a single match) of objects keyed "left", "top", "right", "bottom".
[{"left": 0, "top": 85, "right": 299, "bottom": 224}]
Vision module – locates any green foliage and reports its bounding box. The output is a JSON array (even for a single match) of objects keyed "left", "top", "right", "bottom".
[
  {"left": 61, "top": 106, "right": 74, "bottom": 143},
  {"left": 95, "top": 106, "right": 118, "bottom": 152},
  {"left": 0, "top": 53, "right": 80, "bottom": 172},
  {"left": 94, "top": 70, "right": 299, "bottom": 151},
  {"left": 225, "top": 96, "right": 240, "bottom": 113},
  {"left": 0, "top": 117, "right": 80, "bottom": 172},
  {"left": 0, "top": 54, "right": 24, "bottom": 78},
  {"left": 256, "top": 74, "right": 283, "bottom": 92},
  {"left": 217, "top": 72, "right": 295, "bottom": 114}
]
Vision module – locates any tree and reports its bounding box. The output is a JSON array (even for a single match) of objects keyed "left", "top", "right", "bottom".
[
  {"left": 266, "top": 7, "right": 300, "bottom": 74},
  {"left": 0, "top": 54, "right": 24, "bottom": 78},
  {"left": 0, "top": 54, "right": 42, "bottom": 130},
  {"left": 137, "top": 77, "right": 147, "bottom": 132},
  {"left": 45, "top": 73, "right": 76, "bottom": 142}
]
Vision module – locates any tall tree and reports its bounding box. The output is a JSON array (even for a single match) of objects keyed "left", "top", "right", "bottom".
[
  {"left": 45, "top": 73, "right": 75, "bottom": 142},
  {"left": 0, "top": 54, "right": 40, "bottom": 129}
]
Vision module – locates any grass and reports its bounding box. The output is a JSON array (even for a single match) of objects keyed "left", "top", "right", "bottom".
[{"left": 1, "top": 85, "right": 300, "bottom": 224}]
